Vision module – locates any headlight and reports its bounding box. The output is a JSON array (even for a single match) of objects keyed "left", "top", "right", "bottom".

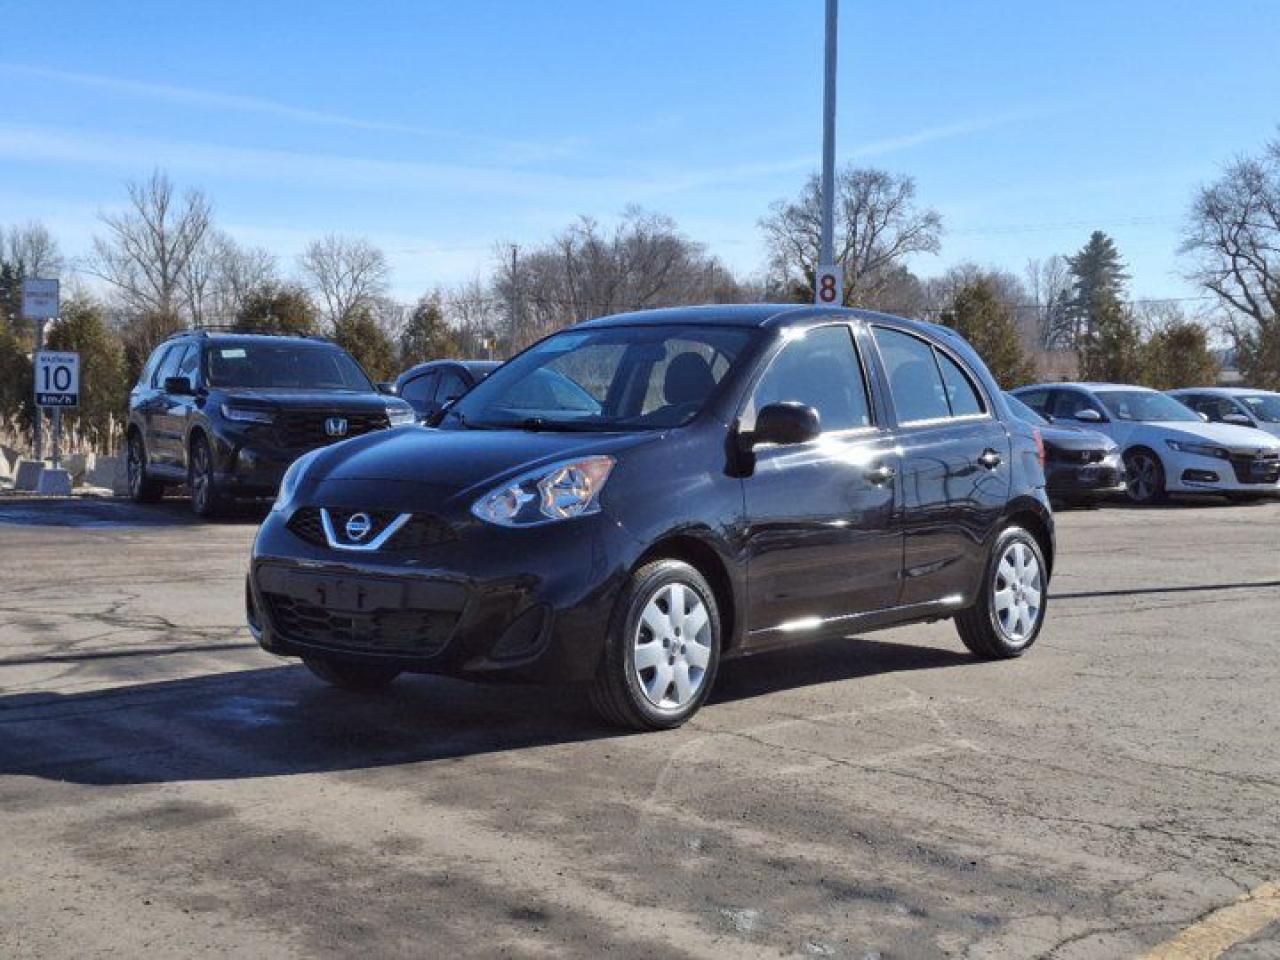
[
  {"left": 272, "top": 450, "right": 319, "bottom": 513},
  {"left": 1166, "top": 439, "right": 1229, "bottom": 459},
  {"left": 221, "top": 404, "right": 272, "bottom": 424},
  {"left": 387, "top": 405, "right": 415, "bottom": 427},
  {"left": 471, "top": 456, "right": 615, "bottom": 527}
]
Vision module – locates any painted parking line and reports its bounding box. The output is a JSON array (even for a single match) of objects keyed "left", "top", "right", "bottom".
[{"left": 1142, "top": 881, "right": 1280, "bottom": 959}]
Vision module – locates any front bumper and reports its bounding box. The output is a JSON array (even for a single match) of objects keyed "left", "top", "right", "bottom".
[
  {"left": 1162, "top": 449, "right": 1280, "bottom": 495},
  {"left": 247, "top": 506, "right": 638, "bottom": 683},
  {"left": 1046, "top": 454, "right": 1126, "bottom": 500}
]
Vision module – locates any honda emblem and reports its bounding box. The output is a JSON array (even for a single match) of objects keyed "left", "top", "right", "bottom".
[{"left": 325, "top": 417, "right": 348, "bottom": 437}]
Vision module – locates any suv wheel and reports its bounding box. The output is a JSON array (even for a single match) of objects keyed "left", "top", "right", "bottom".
[
  {"left": 956, "top": 526, "right": 1047, "bottom": 659},
  {"left": 126, "top": 432, "right": 165, "bottom": 503},
  {"left": 188, "top": 435, "right": 225, "bottom": 518},
  {"left": 302, "top": 656, "right": 401, "bottom": 691},
  {"left": 1123, "top": 448, "right": 1166, "bottom": 504},
  {"left": 590, "top": 560, "right": 721, "bottom": 731}
]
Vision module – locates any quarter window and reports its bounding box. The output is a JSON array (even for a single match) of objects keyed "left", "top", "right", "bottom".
[
  {"left": 936, "top": 351, "right": 985, "bottom": 416},
  {"left": 744, "top": 325, "right": 872, "bottom": 433}
]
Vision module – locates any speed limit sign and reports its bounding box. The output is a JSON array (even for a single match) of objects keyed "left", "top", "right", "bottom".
[
  {"left": 814, "top": 263, "right": 843, "bottom": 306},
  {"left": 35, "top": 351, "right": 80, "bottom": 408}
]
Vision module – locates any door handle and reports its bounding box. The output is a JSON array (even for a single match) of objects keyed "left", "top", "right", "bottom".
[
  {"left": 865, "top": 463, "right": 896, "bottom": 484},
  {"left": 978, "top": 449, "right": 1003, "bottom": 470}
]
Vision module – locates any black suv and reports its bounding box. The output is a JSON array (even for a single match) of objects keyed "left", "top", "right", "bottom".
[
  {"left": 126, "top": 331, "right": 415, "bottom": 516},
  {"left": 248, "top": 305, "right": 1054, "bottom": 729}
]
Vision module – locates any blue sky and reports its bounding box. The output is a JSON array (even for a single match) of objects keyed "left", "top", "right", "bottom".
[{"left": 1, "top": 0, "right": 1277, "bottom": 303}]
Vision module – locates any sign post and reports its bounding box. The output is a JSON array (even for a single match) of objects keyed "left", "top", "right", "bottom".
[
  {"left": 22, "top": 279, "right": 60, "bottom": 461},
  {"left": 815, "top": 0, "right": 840, "bottom": 307}
]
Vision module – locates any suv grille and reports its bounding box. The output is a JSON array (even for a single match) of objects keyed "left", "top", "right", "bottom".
[
  {"left": 1228, "top": 451, "right": 1280, "bottom": 485},
  {"left": 263, "top": 593, "right": 457, "bottom": 656},
  {"left": 1050, "top": 447, "right": 1106, "bottom": 464},
  {"left": 273, "top": 410, "right": 388, "bottom": 450},
  {"left": 286, "top": 506, "right": 455, "bottom": 551}
]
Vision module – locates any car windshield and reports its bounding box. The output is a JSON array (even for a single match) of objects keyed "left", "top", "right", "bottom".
[
  {"left": 1096, "top": 389, "right": 1201, "bottom": 422},
  {"left": 205, "top": 342, "right": 373, "bottom": 391},
  {"left": 445, "top": 324, "right": 754, "bottom": 431},
  {"left": 1004, "top": 392, "right": 1047, "bottom": 425},
  {"left": 1239, "top": 394, "right": 1280, "bottom": 422}
]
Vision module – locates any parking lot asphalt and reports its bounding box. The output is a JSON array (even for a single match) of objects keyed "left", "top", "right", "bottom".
[{"left": 1, "top": 496, "right": 1278, "bottom": 959}]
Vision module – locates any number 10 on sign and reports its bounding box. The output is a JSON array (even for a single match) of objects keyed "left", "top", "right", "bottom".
[{"left": 815, "top": 264, "right": 843, "bottom": 306}]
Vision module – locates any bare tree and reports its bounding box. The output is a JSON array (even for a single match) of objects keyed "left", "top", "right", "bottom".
[
  {"left": 760, "top": 166, "right": 942, "bottom": 309},
  {"left": 1023, "top": 255, "right": 1074, "bottom": 348},
  {"left": 89, "top": 170, "right": 212, "bottom": 318},
  {"left": 1182, "top": 135, "right": 1280, "bottom": 386},
  {"left": 182, "top": 231, "right": 278, "bottom": 325},
  {"left": 2, "top": 221, "right": 65, "bottom": 278},
  {"left": 297, "top": 234, "right": 390, "bottom": 327}
]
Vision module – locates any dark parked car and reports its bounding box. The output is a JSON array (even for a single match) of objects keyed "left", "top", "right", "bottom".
[
  {"left": 1004, "top": 392, "right": 1125, "bottom": 505},
  {"left": 127, "top": 331, "right": 415, "bottom": 516},
  {"left": 394, "top": 359, "right": 500, "bottom": 422},
  {"left": 248, "top": 305, "right": 1054, "bottom": 729}
]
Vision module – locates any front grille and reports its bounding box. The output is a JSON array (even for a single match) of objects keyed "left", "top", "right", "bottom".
[
  {"left": 273, "top": 410, "right": 388, "bottom": 450},
  {"left": 286, "top": 506, "right": 455, "bottom": 551},
  {"left": 1049, "top": 447, "right": 1106, "bottom": 464},
  {"left": 1228, "top": 452, "right": 1280, "bottom": 485},
  {"left": 264, "top": 593, "right": 456, "bottom": 655}
]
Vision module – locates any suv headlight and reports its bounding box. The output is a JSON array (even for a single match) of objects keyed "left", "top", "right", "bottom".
[
  {"left": 1166, "top": 439, "right": 1229, "bottom": 459},
  {"left": 387, "top": 404, "right": 415, "bottom": 427},
  {"left": 221, "top": 404, "right": 272, "bottom": 424},
  {"left": 272, "top": 450, "right": 320, "bottom": 513},
  {"left": 471, "top": 456, "right": 615, "bottom": 527}
]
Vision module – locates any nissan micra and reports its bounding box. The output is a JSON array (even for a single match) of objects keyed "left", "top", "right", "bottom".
[{"left": 248, "top": 305, "right": 1054, "bottom": 729}]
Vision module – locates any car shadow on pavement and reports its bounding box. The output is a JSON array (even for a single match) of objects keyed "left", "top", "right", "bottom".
[
  {"left": 0, "top": 637, "right": 972, "bottom": 787},
  {"left": 0, "top": 496, "right": 268, "bottom": 527}
]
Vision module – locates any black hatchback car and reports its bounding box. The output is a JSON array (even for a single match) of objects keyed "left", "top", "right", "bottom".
[
  {"left": 248, "top": 305, "right": 1054, "bottom": 729},
  {"left": 127, "top": 331, "right": 415, "bottom": 516},
  {"left": 394, "top": 359, "right": 500, "bottom": 422}
]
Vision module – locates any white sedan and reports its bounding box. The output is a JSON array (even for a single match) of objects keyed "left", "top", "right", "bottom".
[
  {"left": 1011, "top": 382, "right": 1280, "bottom": 504},
  {"left": 1168, "top": 387, "right": 1280, "bottom": 440}
]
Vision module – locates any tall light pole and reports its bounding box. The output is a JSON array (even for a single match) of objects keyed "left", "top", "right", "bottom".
[{"left": 814, "top": 0, "right": 842, "bottom": 307}]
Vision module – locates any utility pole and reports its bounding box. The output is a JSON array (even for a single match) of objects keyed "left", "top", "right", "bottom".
[
  {"left": 508, "top": 244, "right": 521, "bottom": 353},
  {"left": 814, "top": 0, "right": 843, "bottom": 307}
]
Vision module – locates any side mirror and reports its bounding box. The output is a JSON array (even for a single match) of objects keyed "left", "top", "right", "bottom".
[
  {"left": 164, "top": 376, "right": 194, "bottom": 396},
  {"left": 1074, "top": 408, "right": 1103, "bottom": 423},
  {"left": 753, "top": 402, "right": 821, "bottom": 446},
  {"left": 1222, "top": 412, "right": 1253, "bottom": 426},
  {"left": 376, "top": 381, "right": 396, "bottom": 395}
]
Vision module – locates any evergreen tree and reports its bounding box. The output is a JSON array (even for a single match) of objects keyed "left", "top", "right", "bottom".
[
  {"left": 45, "top": 297, "right": 128, "bottom": 446},
  {"left": 333, "top": 305, "right": 397, "bottom": 382},
  {"left": 1066, "top": 231, "right": 1130, "bottom": 347},
  {"left": 235, "top": 282, "right": 318, "bottom": 336},
  {"left": 1079, "top": 299, "right": 1143, "bottom": 382},
  {"left": 1139, "top": 319, "right": 1220, "bottom": 389},
  {"left": 939, "top": 277, "right": 1038, "bottom": 387},
  {"left": 0, "top": 260, "right": 33, "bottom": 433},
  {"left": 1234, "top": 322, "right": 1280, "bottom": 391},
  {"left": 400, "top": 294, "right": 459, "bottom": 366}
]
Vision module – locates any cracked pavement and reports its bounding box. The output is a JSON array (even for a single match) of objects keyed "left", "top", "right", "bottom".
[{"left": 1, "top": 497, "right": 1278, "bottom": 958}]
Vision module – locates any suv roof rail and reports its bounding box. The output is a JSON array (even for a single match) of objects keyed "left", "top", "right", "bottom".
[{"left": 161, "top": 324, "right": 334, "bottom": 341}]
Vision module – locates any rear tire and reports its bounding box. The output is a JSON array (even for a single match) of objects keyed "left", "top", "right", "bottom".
[
  {"left": 189, "top": 435, "right": 226, "bottom": 518},
  {"left": 956, "top": 526, "right": 1047, "bottom": 659},
  {"left": 303, "top": 656, "right": 400, "bottom": 691},
  {"left": 1123, "top": 448, "right": 1166, "bottom": 504},
  {"left": 589, "top": 560, "right": 721, "bottom": 731},
  {"left": 126, "top": 432, "right": 165, "bottom": 503}
]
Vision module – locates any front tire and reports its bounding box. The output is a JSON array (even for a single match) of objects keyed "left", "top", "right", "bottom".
[
  {"left": 126, "top": 432, "right": 165, "bottom": 503},
  {"left": 188, "top": 435, "right": 225, "bottom": 518},
  {"left": 1123, "top": 448, "right": 1166, "bottom": 504},
  {"left": 303, "top": 656, "right": 401, "bottom": 691},
  {"left": 956, "top": 526, "right": 1047, "bottom": 659},
  {"left": 589, "top": 560, "right": 721, "bottom": 731}
]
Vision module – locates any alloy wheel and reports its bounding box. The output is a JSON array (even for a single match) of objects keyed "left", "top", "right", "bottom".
[
  {"left": 992, "top": 541, "right": 1043, "bottom": 645},
  {"left": 632, "top": 582, "right": 712, "bottom": 709},
  {"left": 127, "top": 437, "right": 144, "bottom": 497},
  {"left": 191, "top": 443, "right": 211, "bottom": 513},
  {"left": 1126, "top": 452, "right": 1159, "bottom": 503}
]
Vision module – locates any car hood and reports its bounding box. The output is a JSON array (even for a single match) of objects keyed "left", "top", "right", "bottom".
[
  {"left": 1040, "top": 422, "right": 1116, "bottom": 451},
  {"left": 1143, "top": 421, "right": 1280, "bottom": 451},
  {"left": 217, "top": 388, "right": 401, "bottom": 413},
  {"left": 305, "top": 425, "right": 663, "bottom": 506}
]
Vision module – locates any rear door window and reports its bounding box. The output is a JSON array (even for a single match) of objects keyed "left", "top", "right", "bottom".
[
  {"left": 152, "top": 344, "right": 185, "bottom": 388},
  {"left": 936, "top": 351, "right": 985, "bottom": 417},
  {"left": 435, "top": 369, "right": 469, "bottom": 406},
  {"left": 873, "top": 327, "right": 951, "bottom": 423},
  {"left": 1015, "top": 388, "right": 1051, "bottom": 415}
]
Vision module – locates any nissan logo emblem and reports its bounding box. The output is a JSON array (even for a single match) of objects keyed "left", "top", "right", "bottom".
[
  {"left": 325, "top": 417, "right": 348, "bottom": 437},
  {"left": 345, "top": 512, "right": 374, "bottom": 542}
]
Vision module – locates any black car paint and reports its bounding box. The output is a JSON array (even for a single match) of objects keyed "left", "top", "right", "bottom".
[
  {"left": 248, "top": 305, "right": 1053, "bottom": 684},
  {"left": 394, "top": 359, "right": 501, "bottom": 421},
  {"left": 1005, "top": 393, "right": 1125, "bottom": 501},
  {"left": 128, "top": 333, "right": 413, "bottom": 497}
]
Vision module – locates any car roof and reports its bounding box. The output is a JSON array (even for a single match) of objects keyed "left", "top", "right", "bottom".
[
  {"left": 1168, "top": 386, "right": 1278, "bottom": 396},
  {"left": 1015, "top": 381, "right": 1158, "bottom": 392},
  {"left": 573, "top": 303, "right": 944, "bottom": 335},
  {"left": 398, "top": 358, "right": 497, "bottom": 380},
  {"left": 174, "top": 332, "right": 336, "bottom": 348}
]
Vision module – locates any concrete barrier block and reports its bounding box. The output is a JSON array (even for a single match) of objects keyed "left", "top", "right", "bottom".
[
  {"left": 35, "top": 468, "right": 73, "bottom": 496},
  {"left": 64, "top": 451, "right": 97, "bottom": 486},
  {"left": 88, "top": 455, "right": 125, "bottom": 493},
  {"left": 13, "top": 459, "right": 47, "bottom": 491}
]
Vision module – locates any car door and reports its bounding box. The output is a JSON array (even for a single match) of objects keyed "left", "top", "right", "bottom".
[
  {"left": 149, "top": 343, "right": 198, "bottom": 468},
  {"left": 741, "top": 323, "right": 903, "bottom": 639},
  {"left": 162, "top": 344, "right": 202, "bottom": 470},
  {"left": 140, "top": 344, "right": 183, "bottom": 467},
  {"left": 870, "top": 325, "right": 1011, "bottom": 606}
]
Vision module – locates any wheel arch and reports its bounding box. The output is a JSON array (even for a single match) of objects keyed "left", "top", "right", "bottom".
[
  {"left": 633, "top": 532, "right": 742, "bottom": 652},
  {"left": 1000, "top": 501, "right": 1055, "bottom": 580}
]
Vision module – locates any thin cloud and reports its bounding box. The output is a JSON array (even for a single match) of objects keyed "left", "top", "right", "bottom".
[{"left": 0, "top": 63, "right": 578, "bottom": 163}]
